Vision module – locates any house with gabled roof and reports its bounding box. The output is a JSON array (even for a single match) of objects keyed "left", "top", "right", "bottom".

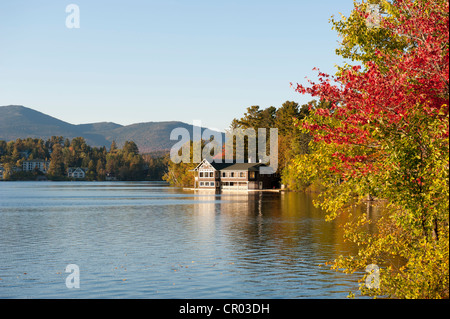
[
  {"left": 193, "top": 159, "right": 278, "bottom": 191},
  {"left": 67, "top": 167, "right": 87, "bottom": 179}
]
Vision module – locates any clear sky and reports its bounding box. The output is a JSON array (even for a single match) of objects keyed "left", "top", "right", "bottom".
[{"left": 0, "top": 0, "right": 355, "bottom": 131}]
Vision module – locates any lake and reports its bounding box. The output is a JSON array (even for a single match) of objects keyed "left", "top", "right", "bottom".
[{"left": 0, "top": 181, "right": 365, "bottom": 299}]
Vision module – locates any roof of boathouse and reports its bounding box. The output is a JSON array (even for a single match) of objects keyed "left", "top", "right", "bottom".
[{"left": 193, "top": 159, "right": 266, "bottom": 172}]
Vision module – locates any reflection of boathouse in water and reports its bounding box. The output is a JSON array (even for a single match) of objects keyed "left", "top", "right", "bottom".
[{"left": 192, "top": 159, "right": 279, "bottom": 191}]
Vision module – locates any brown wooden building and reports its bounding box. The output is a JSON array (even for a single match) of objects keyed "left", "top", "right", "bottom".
[{"left": 193, "top": 159, "right": 278, "bottom": 191}]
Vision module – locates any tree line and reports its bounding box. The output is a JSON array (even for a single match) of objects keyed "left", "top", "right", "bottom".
[
  {"left": 161, "top": 100, "right": 317, "bottom": 188},
  {"left": 0, "top": 137, "right": 167, "bottom": 181}
]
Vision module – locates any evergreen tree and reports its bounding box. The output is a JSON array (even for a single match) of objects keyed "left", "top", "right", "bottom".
[{"left": 48, "top": 144, "right": 65, "bottom": 177}]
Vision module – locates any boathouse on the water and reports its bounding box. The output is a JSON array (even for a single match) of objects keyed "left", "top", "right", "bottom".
[{"left": 193, "top": 159, "right": 278, "bottom": 191}]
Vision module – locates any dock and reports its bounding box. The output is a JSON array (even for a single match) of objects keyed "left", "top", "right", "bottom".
[{"left": 183, "top": 188, "right": 284, "bottom": 193}]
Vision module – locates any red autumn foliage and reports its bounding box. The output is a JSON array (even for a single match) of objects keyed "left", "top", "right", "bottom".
[{"left": 292, "top": 0, "right": 449, "bottom": 172}]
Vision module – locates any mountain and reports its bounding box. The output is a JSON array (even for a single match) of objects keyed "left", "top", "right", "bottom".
[{"left": 0, "top": 105, "right": 223, "bottom": 153}]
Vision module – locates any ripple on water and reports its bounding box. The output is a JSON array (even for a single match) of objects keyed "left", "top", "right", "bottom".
[{"left": 0, "top": 182, "right": 364, "bottom": 298}]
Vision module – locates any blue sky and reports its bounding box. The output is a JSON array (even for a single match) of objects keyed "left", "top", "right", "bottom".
[{"left": 0, "top": 0, "right": 355, "bottom": 131}]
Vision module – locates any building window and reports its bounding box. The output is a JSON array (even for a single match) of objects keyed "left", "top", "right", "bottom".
[
  {"left": 209, "top": 172, "right": 214, "bottom": 178},
  {"left": 240, "top": 172, "right": 245, "bottom": 178},
  {"left": 205, "top": 182, "right": 209, "bottom": 186},
  {"left": 249, "top": 172, "right": 256, "bottom": 179},
  {"left": 210, "top": 182, "right": 215, "bottom": 187},
  {"left": 230, "top": 172, "right": 235, "bottom": 178},
  {"left": 200, "top": 182, "right": 204, "bottom": 186},
  {"left": 222, "top": 172, "right": 226, "bottom": 177},
  {"left": 200, "top": 172, "right": 204, "bottom": 177}
]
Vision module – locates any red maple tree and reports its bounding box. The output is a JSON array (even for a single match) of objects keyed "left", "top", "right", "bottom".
[
  {"left": 290, "top": 0, "right": 449, "bottom": 298},
  {"left": 292, "top": 0, "right": 448, "bottom": 176}
]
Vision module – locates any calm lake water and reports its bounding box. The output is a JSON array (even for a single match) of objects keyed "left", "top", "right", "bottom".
[{"left": 0, "top": 181, "right": 365, "bottom": 299}]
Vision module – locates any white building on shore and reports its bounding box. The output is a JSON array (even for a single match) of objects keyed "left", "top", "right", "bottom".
[
  {"left": 67, "top": 167, "right": 87, "bottom": 179},
  {"left": 22, "top": 160, "right": 50, "bottom": 173}
]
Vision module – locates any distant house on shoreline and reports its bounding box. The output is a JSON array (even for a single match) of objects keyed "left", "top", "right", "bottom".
[
  {"left": 67, "top": 167, "right": 87, "bottom": 179},
  {"left": 22, "top": 160, "right": 50, "bottom": 173},
  {"left": 105, "top": 173, "right": 117, "bottom": 181},
  {"left": 193, "top": 159, "right": 278, "bottom": 191}
]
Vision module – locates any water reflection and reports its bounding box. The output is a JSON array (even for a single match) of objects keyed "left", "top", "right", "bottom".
[
  {"left": 186, "top": 191, "right": 365, "bottom": 297},
  {"left": 189, "top": 191, "right": 360, "bottom": 260},
  {"left": 0, "top": 182, "right": 369, "bottom": 298}
]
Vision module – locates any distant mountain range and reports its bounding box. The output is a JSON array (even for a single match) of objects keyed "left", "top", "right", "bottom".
[{"left": 0, "top": 105, "right": 224, "bottom": 153}]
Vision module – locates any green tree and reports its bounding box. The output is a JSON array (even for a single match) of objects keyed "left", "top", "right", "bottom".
[
  {"left": 96, "top": 159, "right": 105, "bottom": 180},
  {"left": 48, "top": 144, "right": 65, "bottom": 178},
  {"left": 330, "top": 0, "right": 410, "bottom": 72},
  {"left": 123, "top": 141, "right": 139, "bottom": 155},
  {"left": 162, "top": 141, "right": 199, "bottom": 187},
  {"left": 86, "top": 159, "right": 96, "bottom": 180},
  {"left": 292, "top": 0, "right": 449, "bottom": 298},
  {"left": 110, "top": 140, "right": 118, "bottom": 153}
]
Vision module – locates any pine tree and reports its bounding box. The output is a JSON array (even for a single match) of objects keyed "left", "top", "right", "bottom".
[{"left": 48, "top": 144, "right": 65, "bottom": 178}]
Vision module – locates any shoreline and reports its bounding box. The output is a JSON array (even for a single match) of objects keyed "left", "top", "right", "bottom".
[{"left": 183, "top": 187, "right": 286, "bottom": 193}]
